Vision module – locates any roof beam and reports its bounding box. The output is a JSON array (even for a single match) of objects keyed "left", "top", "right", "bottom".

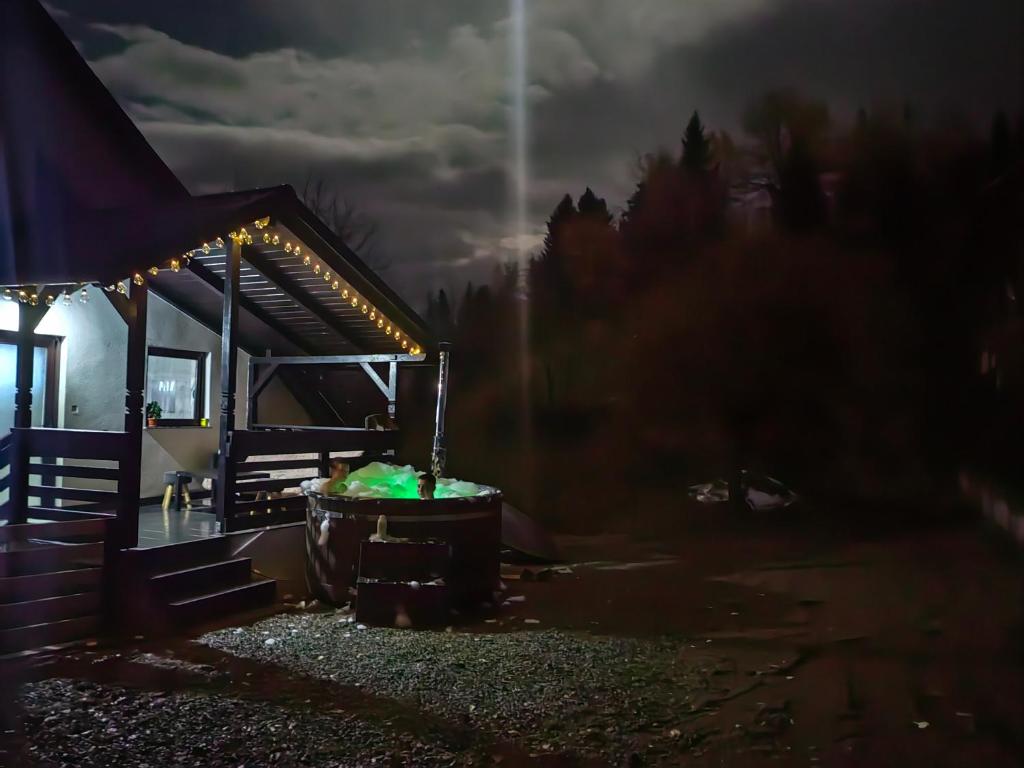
[
  {"left": 241, "top": 245, "right": 364, "bottom": 350},
  {"left": 186, "top": 258, "right": 316, "bottom": 355}
]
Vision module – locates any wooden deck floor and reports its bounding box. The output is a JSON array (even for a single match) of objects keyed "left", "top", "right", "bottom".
[{"left": 136, "top": 504, "right": 219, "bottom": 548}]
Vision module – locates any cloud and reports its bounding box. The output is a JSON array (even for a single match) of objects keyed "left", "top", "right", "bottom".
[{"left": 48, "top": 0, "right": 1021, "bottom": 306}]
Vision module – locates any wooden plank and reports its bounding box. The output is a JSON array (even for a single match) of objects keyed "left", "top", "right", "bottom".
[
  {"left": 0, "top": 568, "right": 102, "bottom": 604},
  {"left": 0, "top": 517, "right": 108, "bottom": 545},
  {"left": 30, "top": 507, "right": 115, "bottom": 522},
  {"left": 231, "top": 428, "right": 397, "bottom": 459},
  {"left": 229, "top": 506, "right": 306, "bottom": 531},
  {"left": 237, "top": 458, "right": 322, "bottom": 472},
  {"left": 0, "top": 614, "right": 99, "bottom": 654},
  {"left": 232, "top": 496, "right": 306, "bottom": 517},
  {"left": 27, "top": 463, "right": 120, "bottom": 481},
  {"left": 0, "top": 542, "right": 104, "bottom": 578},
  {"left": 0, "top": 591, "right": 101, "bottom": 630},
  {"left": 251, "top": 354, "right": 423, "bottom": 366},
  {"left": 27, "top": 486, "right": 117, "bottom": 504},
  {"left": 234, "top": 479, "right": 305, "bottom": 493},
  {"left": 16, "top": 428, "right": 127, "bottom": 461}
]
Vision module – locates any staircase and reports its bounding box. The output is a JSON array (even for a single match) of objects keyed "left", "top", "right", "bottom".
[
  {"left": 120, "top": 536, "right": 277, "bottom": 634},
  {"left": 0, "top": 515, "right": 110, "bottom": 656}
]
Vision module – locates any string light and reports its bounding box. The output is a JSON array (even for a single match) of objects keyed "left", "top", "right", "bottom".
[
  {"left": 294, "top": 246, "right": 302, "bottom": 257},
  {"left": 263, "top": 232, "right": 271, "bottom": 244},
  {"left": 79, "top": 287, "right": 89, "bottom": 304},
  {"left": 401, "top": 340, "right": 408, "bottom": 349},
  {"left": 2, "top": 288, "right": 11, "bottom": 301},
  {"left": 63, "top": 292, "right": 72, "bottom": 307},
  {"left": 313, "top": 263, "right": 321, "bottom": 275},
  {"left": 254, "top": 217, "right": 270, "bottom": 229},
  {"left": 284, "top": 242, "right": 293, "bottom": 253},
  {"left": 170, "top": 258, "right": 181, "bottom": 272},
  {"left": 342, "top": 289, "right": 349, "bottom": 299},
  {"left": 215, "top": 237, "right": 225, "bottom": 247},
  {"left": 116, "top": 282, "right": 128, "bottom": 295},
  {"left": 361, "top": 304, "right": 368, "bottom": 314},
  {"left": 29, "top": 293, "right": 38, "bottom": 306},
  {"left": 303, "top": 254, "right": 311, "bottom": 266},
  {"left": 272, "top": 234, "right": 280, "bottom": 245},
  {"left": 203, "top": 242, "right": 212, "bottom": 255},
  {"left": 332, "top": 280, "right": 339, "bottom": 290},
  {"left": 351, "top": 296, "right": 359, "bottom": 307},
  {"left": 44, "top": 294, "right": 54, "bottom": 307},
  {"left": 148, "top": 266, "right": 159, "bottom": 276},
  {"left": 132, "top": 273, "right": 144, "bottom": 286},
  {"left": 17, "top": 289, "right": 27, "bottom": 303},
  {"left": 377, "top": 318, "right": 384, "bottom": 328},
  {"left": 369, "top": 310, "right": 376, "bottom": 320}
]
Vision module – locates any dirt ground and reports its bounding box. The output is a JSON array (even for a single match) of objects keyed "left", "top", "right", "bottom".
[{"left": 2, "top": 512, "right": 1022, "bottom": 767}]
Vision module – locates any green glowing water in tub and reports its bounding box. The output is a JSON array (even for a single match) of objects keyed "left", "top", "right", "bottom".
[{"left": 332, "top": 461, "right": 494, "bottom": 500}]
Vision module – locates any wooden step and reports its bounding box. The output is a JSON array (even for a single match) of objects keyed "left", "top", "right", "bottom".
[
  {"left": 166, "top": 579, "right": 276, "bottom": 628},
  {"left": 149, "top": 558, "right": 252, "bottom": 602},
  {"left": 0, "top": 541, "right": 103, "bottom": 578},
  {"left": 0, "top": 517, "right": 109, "bottom": 545},
  {"left": 122, "top": 536, "right": 230, "bottom": 574},
  {"left": 0, "top": 567, "right": 102, "bottom": 604},
  {"left": 0, "top": 614, "right": 99, "bottom": 655},
  {"left": 0, "top": 591, "right": 100, "bottom": 629}
]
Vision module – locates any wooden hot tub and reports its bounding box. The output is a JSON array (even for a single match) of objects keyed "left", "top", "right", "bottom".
[{"left": 305, "top": 491, "right": 502, "bottom": 609}]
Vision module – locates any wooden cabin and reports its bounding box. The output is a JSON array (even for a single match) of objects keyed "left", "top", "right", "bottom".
[{"left": 0, "top": 0, "right": 443, "bottom": 654}]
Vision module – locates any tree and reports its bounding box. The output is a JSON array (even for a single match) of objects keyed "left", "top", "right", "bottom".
[
  {"left": 681, "top": 111, "right": 712, "bottom": 174},
  {"left": 300, "top": 174, "right": 383, "bottom": 268}
]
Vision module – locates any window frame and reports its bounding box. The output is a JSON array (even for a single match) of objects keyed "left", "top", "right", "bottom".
[{"left": 146, "top": 346, "right": 207, "bottom": 427}]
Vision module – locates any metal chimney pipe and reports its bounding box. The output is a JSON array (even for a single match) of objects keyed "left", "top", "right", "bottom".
[{"left": 431, "top": 342, "right": 452, "bottom": 477}]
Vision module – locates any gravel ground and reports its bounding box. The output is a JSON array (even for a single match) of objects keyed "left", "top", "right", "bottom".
[
  {"left": 200, "top": 611, "right": 726, "bottom": 763},
  {"left": 17, "top": 678, "right": 471, "bottom": 767}
]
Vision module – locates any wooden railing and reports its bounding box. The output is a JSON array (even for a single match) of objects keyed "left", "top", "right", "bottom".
[
  {"left": 220, "top": 427, "right": 399, "bottom": 532},
  {"left": 7, "top": 428, "right": 131, "bottom": 545}
]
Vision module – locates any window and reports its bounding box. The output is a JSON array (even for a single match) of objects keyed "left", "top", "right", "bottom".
[{"left": 146, "top": 347, "right": 206, "bottom": 426}]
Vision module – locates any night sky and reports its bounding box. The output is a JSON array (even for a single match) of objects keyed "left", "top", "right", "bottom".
[{"left": 47, "top": 0, "right": 1022, "bottom": 304}]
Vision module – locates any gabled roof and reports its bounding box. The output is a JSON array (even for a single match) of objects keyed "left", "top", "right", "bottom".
[
  {"left": 0, "top": 0, "right": 187, "bottom": 284},
  {"left": 0, "top": 0, "right": 434, "bottom": 356}
]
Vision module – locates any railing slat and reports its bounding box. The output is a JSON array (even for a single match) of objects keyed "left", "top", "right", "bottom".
[
  {"left": 231, "top": 428, "right": 397, "bottom": 460},
  {"left": 27, "top": 485, "right": 118, "bottom": 504},
  {"left": 27, "top": 463, "right": 121, "bottom": 481}
]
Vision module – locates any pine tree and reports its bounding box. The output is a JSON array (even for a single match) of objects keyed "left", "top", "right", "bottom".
[{"left": 681, "top": 111, "right": 712, "bottom": 173}]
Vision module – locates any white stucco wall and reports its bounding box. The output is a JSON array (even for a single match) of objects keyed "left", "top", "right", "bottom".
[{"left": 2, "top": 287, "right": 310, "bottom": 498}]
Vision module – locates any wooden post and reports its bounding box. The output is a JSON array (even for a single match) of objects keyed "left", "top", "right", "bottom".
[
  {"left": 13, "top": 301, "right": 36, "bottom": 430},
  {"left": 216, "top": 237, "right": 241, "bottom": 533},
  {"left": 245, "top": 361, "right": 257, "bottom": 429},
  {"left": 8, "top": 428, "right": 29, "bottom": 525},
  {"left": 120, "top": 283, "right": 147, "bottom": 549}
]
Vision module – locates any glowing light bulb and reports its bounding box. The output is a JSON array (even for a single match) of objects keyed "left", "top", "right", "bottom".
[
  {"left": 45, "top": 294, "right": 55, "bottom": 307},
  {"left": 2, "top": 288, "right": 11, "bottom": 301},
  {"left": 263, "top": 232, "right": 271, "bottom": 244},
  {"left": 351, "top": 296, "right": 359, "bottom": 307},
  {"left": 272, "top": 234, "right": 280, "bottom": 245},
  {"left": 170, "top": 258, "right": 181, "bottom": 272},
  {"left": 394, "top": 331, "right": 400, "bottom": 340},
  {"left": 313, "top": 263, "right": 321, "bottom": 275},
  {"left": 323, "top": 272, "right": 331, "bottom": 283},
  {"left": 255, "top": 216, "right": 269, "bottom": 229},
  {"left": 302, "top": 254, "right": 311, "bottom": 266},
  {"left": 294, "top": 246, "right": 302, "bottom": 257},
  {"left": 79, "top": 287, "right": 89, "bottom": 304},
  {"left": 284, "top": 242, "right": 293, "bottom": 253},
  {"left": 132, "top": 273, "right": 144, "bottom": 286},
  {"left": 377, "top": 318, "right": 384, "bottom": 328},
  {"left": 29, "top": 293, "right": 38, "bottom": 306},
  {"left": 215, "top": 237, "right": 225, "bottom": 247},
  {"left": 202, "top": 242, "right": 211, "bottom": 255},
  {"left": 332, "top": 281, "right": 339, "bottom": 290},
  {"left": 361, "top": 304, "right": 368, "bottom": 314},
  {"left": 401, "top": 340, "right": 408, "bottom": 349},
  {"left": 18, "top": 290, "right": 27, "bottom": 303},
  {"left": 369, "top": 310, "right": 376, "bottom": 320},
  {"left": 342, "top": 289, "right": 349, "bottom": 299},
  {"left": 117, "top": 282, "right": 128, "bottom": 295},
  {"left": 62, "top": 292, "right": 72, "bottom": 306},
  {"left": 386, "top": 324, "right": 392, "bottom": 334},
  {"left": 412, "top": 346, "right": 420, "bottom": 355},
  {"left": 148, "top": 266, "right": 159, "bottom": 276}
]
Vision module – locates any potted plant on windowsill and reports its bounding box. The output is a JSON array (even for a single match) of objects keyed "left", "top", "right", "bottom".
[{"left": 146, "top": 401, "right": 162, "bottom": 428}]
